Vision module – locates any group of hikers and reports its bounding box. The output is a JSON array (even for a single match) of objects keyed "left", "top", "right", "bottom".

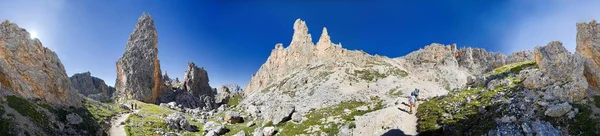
[
  {"left": 408, "top": 88, "right": 420, "bottom": 114},
  {"left": 130, "top": 102, "right": 138, "bottom": 111}
]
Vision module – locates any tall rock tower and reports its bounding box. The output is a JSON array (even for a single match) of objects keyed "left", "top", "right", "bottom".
[{"left": 115, "top": 13, "right": 163, "bottom": 103}]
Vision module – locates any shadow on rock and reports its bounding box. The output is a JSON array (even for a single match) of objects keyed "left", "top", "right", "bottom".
[{"left": 381, "top": 129, "right": 409, "bottom": 136}]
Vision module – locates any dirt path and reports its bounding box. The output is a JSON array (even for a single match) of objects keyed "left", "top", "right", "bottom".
[
  {"left": 353, "top": 97, "right": 418, "bottom": 135},
  {"left": 109, "top": 112, "right": 132, "bottom": 136}
]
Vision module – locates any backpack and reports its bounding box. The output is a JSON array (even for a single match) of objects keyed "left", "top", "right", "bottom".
[{"left": 412, "top": 89, "right": 420, "bottom": 97}]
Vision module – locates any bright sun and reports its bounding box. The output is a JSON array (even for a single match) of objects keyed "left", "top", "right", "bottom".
[{"left": 30, "top": 31, "right": 38, "bottom": 39}]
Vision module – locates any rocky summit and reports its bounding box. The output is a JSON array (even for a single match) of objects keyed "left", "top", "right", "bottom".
[
  {"left": 0, "top": 21, "right": 82, "bottom": 107},
  {"left": 70, "top": 72, "right": 116, "bottom": 102},
  {"left": 114, "top": 13, "right": 163, "bottom": 104},
  {"left": 577, "top": 21, "right": 600, "bottom": 92}
]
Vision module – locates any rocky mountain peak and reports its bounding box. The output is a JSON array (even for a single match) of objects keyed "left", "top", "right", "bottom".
[
  {"left": 69, "top": 71, "right": 115, "bottom": 102},
  {"left": 0, "top": 20, "right": 82, "bottom": 107},
  {"left": 289, "top": 18, "right": 314, "bottom": 53},
  {"left": 115, "top": 13, "right": 163, "bottom": 104}
]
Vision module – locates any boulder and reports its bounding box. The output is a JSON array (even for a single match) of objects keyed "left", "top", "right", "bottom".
[
  {"left": 66, "top": 113, "right": 83, "bottom": 125},
  {"left": 533, "top": 41, "right": 588, "bottom": 101},
  {"left": 544, "top": 102, "right": 572, "bottom": 117},
  {"left": 165, "top": 113, "right": 194, "bottom": 131},
  {"left": 291, "top": 112, "right": 303, "bottom": 122},
  {"left": 203, "top": 121, "right": 229, "bottom": 135},
  {"left": 224, "top": 111, "right": 244, "bottom": 124},
  {"left": 0, "top": 20, "right": 82, "bottom": 107},
  {"left": 265, "top": 104, "right": 295, "bottom": 125},
  {"left": 114, "top": 13, "right": 163, "bottom": 103},
  {"left": 576, "top": 20, "right": 600, "bottom": 91},
  {"left": 263, "top": 127, "right": 277, "bottom": 136}
]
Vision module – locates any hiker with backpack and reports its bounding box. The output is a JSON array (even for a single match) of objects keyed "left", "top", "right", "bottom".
[{"left": 409, "top": 88, "right": 420, "bottom": 114}]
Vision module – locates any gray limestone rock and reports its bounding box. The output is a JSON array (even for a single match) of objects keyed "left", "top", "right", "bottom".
[
  {"left": 165, "top": 113, "right": 193, "bottom": 131},
  {"left": 114, "top": 13, "right": 163, "bottom": 103},
  {"left": 544, "top": 102, "right": 572, "bottom": 117},
  {"left": 66, "top": 113, "right": 83, "bottom": 125}
]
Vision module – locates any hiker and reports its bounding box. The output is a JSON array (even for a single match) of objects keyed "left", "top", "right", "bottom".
[
  {"left": 134, "top": 102, "right": 138, "bottom": 110},
  {"left": 409, "top": 88, "right": 420, "bottom": 114},
  {"left": 131, "top": 103, "right": 134, "bottom": 111}
]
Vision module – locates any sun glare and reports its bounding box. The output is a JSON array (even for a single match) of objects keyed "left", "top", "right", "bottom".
[{"left": 30, "top": 31, "right": 38, "bottom": 39}]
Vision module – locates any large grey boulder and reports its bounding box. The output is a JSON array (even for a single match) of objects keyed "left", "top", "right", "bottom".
[
  {"left": 165, "top": 113, "right": 193, "bottom": 131},
  {"left": 0, "top": 21, "right": 82, "bottom": 107},
  {"left": 264, "top": 104, "right": 295, "bottom": 125},
  {"left": 69, "top": 72, "right": 115, "bottom": 102},
  {"left": 114, "top": 13, "right": 163, "bottom": 103},
  {"left": 544, "top": 102, "right": 572, "bottom": 117},
  {"left": 233, "top": 130, "right": 246, "bottom": 136}
]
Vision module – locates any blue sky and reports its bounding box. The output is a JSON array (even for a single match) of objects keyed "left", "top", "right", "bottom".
[{"left": 1, "top": 0, "right": 599, "bottom": 88}]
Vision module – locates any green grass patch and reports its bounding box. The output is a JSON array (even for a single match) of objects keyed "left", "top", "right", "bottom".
[
  {"left": 84, "top": 99, "right": 125, "bottom": 124},
  {"left": 6, "top": 95, "right": 48, "bottom": 126},
  {"left": 490, "top": 60, "right": 536, "bottom": 75},
  {"left": 417, "top": 74, "right": 521, "bottom": 135},
  {"left": 227, "top": 94, "right": 243, "bottom": 106},
  {"left": 277, "top": 98, "right": 383, "bottom": 135},
  {"left": 125, "top": 101, "right": 205, "bottom": 135}
]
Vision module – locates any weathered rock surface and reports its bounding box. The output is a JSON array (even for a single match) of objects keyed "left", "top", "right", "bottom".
[
  {"left": 576, "top": 20, "right": 600, "bottom": 91},
  {"left": 166, "top": 113, "right": 193, "bottom": 131},
  {"left": 544, "top": 102, "right": 572, "bottom": 117},
  {"left": 233, "top": 130, "right": 246, "bottom": 136},
  {"left": 0, "top": 20, "right": 82, "bottom": 107},
  {"left": 114, "top": 13, "right": 163, "bottom": 104},
  {"left": 69, "top": 72, "right": 115, "bottom": 102},
  {"left": 533, "top": 41, "right": 588, "bottom": 102},
  {"left": 159, "top": 62, "right": 216, "bottom": 109}
]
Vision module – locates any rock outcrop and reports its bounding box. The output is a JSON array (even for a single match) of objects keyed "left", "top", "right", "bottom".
[
  {"left": 0, "top": 20, "right": 82, "bottom": 107},
  {"left": 114, "top": 13, "right": 163, "bottom": 103},
  {"left": 576, "top": 20, "right": 600, "bottom": 91},
  {"left": 69, "top": 72, "right": 115, "bottom": 102},
  {"left": 531, "top": 41, "right": 588, "bottom": 102},
  {"left": 221, "top": 84, "right": 243, "bottom": 94},
  {"left": 159, "top": 62, "right": 216, "bottom": 109}
]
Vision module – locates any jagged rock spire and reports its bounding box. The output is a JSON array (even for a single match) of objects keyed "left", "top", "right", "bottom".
[
  {"left": 288, "top": 18, "right": 314, "bottom": 53},
  {"left": 316, "top": 27, "right": 332, "bottom": 50},
  {"left": 115, "top": 12, "right": 163, "bottom": 103}
]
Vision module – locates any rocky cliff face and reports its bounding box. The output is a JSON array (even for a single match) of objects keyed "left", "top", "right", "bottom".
[
  {"left": 576, "top": 20, "right": 600, "bottom": 91},
  {"left": 69, "top": 72, "right": 115, "bottom": 102},
  {"left": 0, "top": 20, "right": 82, "bottom": 107},
  {"left": 114, "top": 13, "right": 163, "bottom": 104}
]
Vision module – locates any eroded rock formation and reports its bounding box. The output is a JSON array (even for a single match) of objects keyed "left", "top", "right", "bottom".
[{"left": 114, "top": 13, "right": 163, "bottom": 103}]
